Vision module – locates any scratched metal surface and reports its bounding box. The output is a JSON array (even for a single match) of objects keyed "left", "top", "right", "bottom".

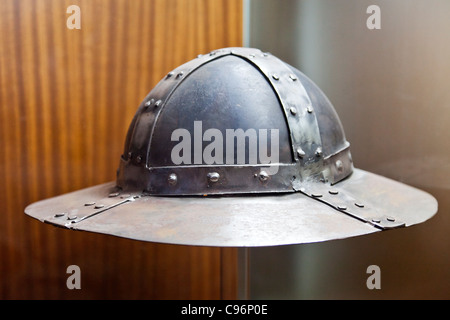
[{"left": 25, "top": 168, "right": 437, "bottom": 247}]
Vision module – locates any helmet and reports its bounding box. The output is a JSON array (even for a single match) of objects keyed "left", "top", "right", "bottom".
[{"left": 25, "top": 47, "right": 437, "bottom": 247}]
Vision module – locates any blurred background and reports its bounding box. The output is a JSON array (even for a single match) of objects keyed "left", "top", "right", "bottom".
[
  {"left": 246, "top": 0, "right": 450, "bottom": 299},
  {"left": 0, "top": 0, "right": 242, "bottom": 299},
  {"left": 1, "top": 0, "right": 449, "bottom": 299}
]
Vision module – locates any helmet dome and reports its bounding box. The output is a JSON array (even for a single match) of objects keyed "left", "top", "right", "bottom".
[{"left": 118, "top": 47, "right": 352, "bottom": 195}]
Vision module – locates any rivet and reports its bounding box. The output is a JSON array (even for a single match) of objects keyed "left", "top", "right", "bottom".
[
  {"left": 154, "top": 100, "right": 162, "bottom": 107},
  {"left": 290, "top": 107, "right": 297, "bottom": 115},
  {"left": 289, "top": 73, "right": 298, "bottom": 81},
  {"left": 207, "top": 172, "right": 220, "bottom": 183},
  {"left": 296, "top": 147, "right": 306, "bottom": 158},
  {"left": 209, "top": 51, "right": 216, "bottom": 56},
  {"left": 120, "top": 194, "right": 131, "bottom": 199},
  {"left": 249, "top": 53, "right": 256, "bottom": 58},
  {"left": 315, "top": 147, "right": 323, "bottom": 157},
  {"left": 84, "top": 201, "right": 95, "bottom": 206},
  {"left": 259, "top": 171, "right": 269, "bottom": 182},
  {"left": 272, "top": 74, "right": 280, "bottom": 80},
  {"left": 329, "top": 190, "right": 339, "bottom": 195},
  {"left": 355, "top": 202, "right": 364, "bottom": 208},
  {"left": 197, "top": 54, "right": 203, "bottom": 58},
  {"left": 307, "top": 106, "right": 313, "bottom": 113},
  {"left": 94, "top": 204, "right": 104, "bottom": 209},
  {"left": 311, "top": 193, "right": 322, "bottom": 198},
  {"left": 108, "top": 192, "right": 120, "bottom": 198},
  {"left": 372, "top": 218, "right": 381, "bottom": 223},
  {"left": 67, "top": 215, "right": 77, "bottom": 220},
  {"left": 166, "top": 71, "right": 174, "bottom": 78},
  {"left": 387, "top": 216, "right": 396, "bottom": 222},
  {"left": 263, "top": 52, "right": 269, "bottom": 57},
  {"left": 127, "top": 152, "right": 132, "bottom": 159},
  {"left": 136, "top": 155, "right": 142, "bottom": 163},
  {"left": 54, "top": 212, "right": 65, "bottom": 218},
  {"left": 144, "top": 99, "right": 153, "bottom": 107},
  {"left": 176, "top": 71, "right": 184, "bottom": 79},
  {"left": 336, "top": 160, "right": 344, "bottom": 172},
  {"left": 168, "top": 173, "right": 178, "bottom": 185},
  {"left": 337, "top": 205, "right": 347, "bottom": 211},
  {"left": 230, "top": 50, "right": 236, "bottom": 55}
]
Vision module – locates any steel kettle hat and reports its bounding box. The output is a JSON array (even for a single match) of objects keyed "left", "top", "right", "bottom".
[{"left": 25, "top": 47, "right": 437, "bottom": 247}]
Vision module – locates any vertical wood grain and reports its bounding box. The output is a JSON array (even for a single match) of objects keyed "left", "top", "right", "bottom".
[{"left": 0, "top": 0, "right": 242, "bottom": 299}]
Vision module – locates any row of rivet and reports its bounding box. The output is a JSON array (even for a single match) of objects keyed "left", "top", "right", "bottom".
[
  {"left": 272, "top": 73, "right": 299, "bottom": 82},
  {"left": 137, "top": 68, "right": 187, "bottom": 163},
  {"left": 271, "top": 70, "right": 321, "bottom": 162},
  {"left": 127, "top": 96, "right": 159, "bottom": 163},
  {"left": 53, "top": 192, "right": 131, "bottom": 221},
  {"left": 167, "top": 170, "right": 271, "bottom": 186},
  {"left": 289, "top": 105, "right": 313, "bottom": 115},
  {"left": 165, "top": 70, "right": 184, "bottom": 79},
  {"left": 372, "top": 216, "right": 396, "bottom": 223},
  {"left": 309, "top": 189, "right": 397, "bottom": 223},
  {"left": 295, "top": 146, "right": 322, "bottom": 159},
  {"left": 144, "top": 98, "right": 162, "bottom": 109},
  {"left": 131, "top": 96, "right": 165, "bottom": 163},
  {"left": 310, "top": 190, "right": 365, "bottom": 211}
]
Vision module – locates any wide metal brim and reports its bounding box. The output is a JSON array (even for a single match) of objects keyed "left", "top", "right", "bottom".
[{"left": 24, "top": 168, "right": 437, "bottom": 247}]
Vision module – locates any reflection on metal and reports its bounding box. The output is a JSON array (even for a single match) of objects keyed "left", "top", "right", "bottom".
[{"left": 238, "top": 248, "right": 250, "bottom": 300}]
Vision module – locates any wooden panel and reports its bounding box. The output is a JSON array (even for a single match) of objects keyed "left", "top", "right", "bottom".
[{"left": 0, "top": 0, "right": 242, "bottom": 299}]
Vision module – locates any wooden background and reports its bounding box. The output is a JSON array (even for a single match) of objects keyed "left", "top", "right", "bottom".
[{"left": 0, "top": 0, "right": 242, "bottom": 299}]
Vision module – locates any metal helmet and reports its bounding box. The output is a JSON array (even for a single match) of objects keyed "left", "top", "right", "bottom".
[{"left": 25, "top": 47, "right": 437, "bottom": 247}]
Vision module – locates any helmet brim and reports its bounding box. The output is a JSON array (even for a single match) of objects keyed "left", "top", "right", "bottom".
[{"left": 24, "top": 168, "right": 437, "bottom": 247}]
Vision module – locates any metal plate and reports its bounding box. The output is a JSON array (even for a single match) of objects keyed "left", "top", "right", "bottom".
[{"left": 24, "top": 168, "right": 437, "bottom": 247}]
